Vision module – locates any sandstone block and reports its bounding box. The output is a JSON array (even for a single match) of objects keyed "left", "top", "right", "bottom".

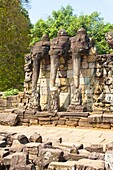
[
  {"left": 40, "top": 78, "right": 50, "bottom": 87},
  {"left": 24, "top": 143, "right": 42, "bottom": 156},
  {"left": 67, "top": 70, "right": 73, "bottom": 78},
  {"left": 10, "top": 152, "right": 29, "bottom": 168},
  {"left": 59, "top": 93, "right": 70, "bottom": 110},
  {"left": 29, "top": 132, "right": 42, "bottom": 143},
  {"left": 89, "top": 62, "right": 95, "bottom": 69},
  {"left": 84, "top": 144, "right": 103, "bottom": 153},
  {"left": 3, "top": 154, "right": 13, "bottom": 166},
  {"left": 103, "top": 114, "right": 113, "bottom": 124},
  {"left": 81, "top": 62, "right": 89, "bottom": 69},
  {"left": 76, "top": 159, "right": 105, "bottom": 170},
  {"left": 0, "top": 113, "right": 19, "bottom": 126},
  {"left": 88, "top": 114, "right": 103, "bottom": 124},
  {"left": 105, "top": 151, "right": 113, "bottom": 170},
  {"left": 48, "top": 161, "right": 77, "bottom": 170}
]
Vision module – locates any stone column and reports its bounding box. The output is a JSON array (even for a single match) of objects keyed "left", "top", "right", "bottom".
[{"left": 73, "top": 53, "right": 81, "bottom": 89}]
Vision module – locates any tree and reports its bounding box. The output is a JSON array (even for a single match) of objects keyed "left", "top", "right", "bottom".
[
  {"left": 0, "top": 0, "right": 31, "bottom": 91},
  {"left": 30, "top": 5, "right": 113, "bottom": 54}
]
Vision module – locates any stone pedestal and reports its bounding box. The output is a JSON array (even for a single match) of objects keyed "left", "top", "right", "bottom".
[{"left": 67, "top": 88, "right": 86, "bottom": 112}]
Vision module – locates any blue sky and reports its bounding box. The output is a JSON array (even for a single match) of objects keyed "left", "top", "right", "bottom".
[{"left": 28, "top": 0, "right": 113, "bottom": 24}]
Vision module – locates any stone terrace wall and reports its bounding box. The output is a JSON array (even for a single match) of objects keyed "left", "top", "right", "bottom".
[
  {"left": 93, "top": 54, "right": 113, "bottom": 113},
  {"left": 24, "top": 50, "right": 96, "bottom": 112},
  {"left": 1, "top": 54, "right": 113, "bottom": 115}
]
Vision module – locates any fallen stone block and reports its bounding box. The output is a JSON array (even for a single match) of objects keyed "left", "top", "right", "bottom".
[
  {"left": 3, "top": 154, "right": 13, "bottom": 166},
  {"left": 78, "top": 149, "right": 90, "bottom": 157},
  {"left": 9, "top": 139, "right": 25, "bottom": 152},
  {"left": 0, "top": 140, "right": 7, "bottom": 147},
  {"left": 48, "top": 161, "right": 77, "bottom": 170},
  {"left": 65, "top": 151, "right": 90, "bottom": 161},
  {"left": 24, "top": 142, "right": 42, "bottom": 156},
  {"left": 59, "top": 142, "right": 83, "bottom": 150},
  {"left": 0, "top": 149, "right": 9, "bottom": 159},
  {"left": 88, "top": 152, "right": 105, "bottom": 160},
  {"left": 106, "top": 141, "right": 113, "bottom": 151},
  {"left": 29, "top": 132, "right": 42, "bottom": 143},
  {"left": 9, "top": 152, "right": 29, "bottom": 169},
  {"left": 84, "top": 144, "right": 103, "bottom": 153},
  {"left": 76, "top": 159, "right": 105, "bottom": 170},
  {"left": 105, "top": 151, "right": 113, "bottom": 170},
  {"left": 0, "top": 113, "right": 19, "bottom": 126},
  {"left": 42, "top": 148, "right": 64, "bottom": 161}
]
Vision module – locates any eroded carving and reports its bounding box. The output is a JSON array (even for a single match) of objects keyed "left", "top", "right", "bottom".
[
  {"left": 68, "top": 28, "right": 91, "bottom": 111},
  {"left": 105, "top": 30, "right": 113, "bottom": 48},
  {"left": 30, "top": 34, "right": 50, "bottom": 110}
]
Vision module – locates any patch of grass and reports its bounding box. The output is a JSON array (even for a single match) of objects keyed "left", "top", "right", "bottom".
[{"left": 3, "top": 88, "right": 19, "bottom": 97}]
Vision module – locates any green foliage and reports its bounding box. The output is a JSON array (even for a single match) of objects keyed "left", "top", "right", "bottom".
[
  {"left": 30, "top": 5, "right": 113, "bottom": 54},
  {"left": 3, "top": 88, "right": 19, "bottom": 97},
  {"left": 0, "top": 0, "right": 31, "bottom": 91}
]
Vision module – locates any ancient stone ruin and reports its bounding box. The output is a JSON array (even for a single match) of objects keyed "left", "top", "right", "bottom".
[
  {"left": 0, "top": 28, "right": 113, "bottom": 169},
  {"left": 1, "top": 28, "right": 113, "bottom": 128}
]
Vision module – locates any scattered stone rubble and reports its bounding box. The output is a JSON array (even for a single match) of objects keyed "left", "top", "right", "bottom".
[{"left": 0, "top": 131, "right": 113, "bottom": 169}]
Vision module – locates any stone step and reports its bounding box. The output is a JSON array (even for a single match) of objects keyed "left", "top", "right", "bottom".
[{"left": 57, "top": 112, "right": 89, "bottom": 118}]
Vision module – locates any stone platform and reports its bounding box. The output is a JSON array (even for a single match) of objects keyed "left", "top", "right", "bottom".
[{"left": 1, "top": 108, "right": 113, "bottom": 129}]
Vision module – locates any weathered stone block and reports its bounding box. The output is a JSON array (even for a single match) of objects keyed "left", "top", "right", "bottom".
[
  {"left": 65, "top": 120, "right": 78, "bottom": 127},
  {"left": 89, "top": 62, "right": 95, "bottom": 69},
  {"left": 58, "top": 112, "right": 89, "bottom": 118},
  {"left": 0, "top": 113, "right": 19, "bottom": 126},
  {"left": 80, "top": 77, "right": 85, "bottom": 85},
  {"left": 10, "top": 152, "right": 29, "bottom": 168},
  {"left": 40, "top": 86, "right": 49, "bottom": 95},
  {"left": 78, "top": 118, "right": 92, "bottom": 127},
  {"left": 106, "top": 142, "right": 113, "bottom": 151},
  {"left": 24, "top": 143, "right": 42, "bottom": 156},
  {"left": 68, "top": 63, "right": 73, "bottom": 70},
  {"left": 58, "top": 70, "right": 67, "bottom": 78},
  {"left": 88, "top": 114, "right": 103, "bottom": 124},
  {"left": 40, "top": 95, "right": 48, "bottom": 104},
  {"left": 59, "top": 93, "right": 70, "bottom": 110},
  {"left": 103, "top": 114, "right": 113, "bottom": 124},
  {"left": 84, "top": 144, "right": 103, "bottom": 153},
  {"left": 29, "top": 132, "right": 42, "bottom": 143},
  {"left": 29, "top": 119, "right": 38, "bottom": 125},
  {"left": 105, "top": 151, "right": 113, "bottom": 170},
  {"left": 76, "top": 159, "right": 105, "bottom": 170},
  {"left": 3, "top": 154, "right": 13, "bottom": 166},
  {"left": 81, "top": 61, "right": 89, "bottom": 69},
  {"left": 93, "top": 123, "right": 111, "bottom": 129},
  {"left": 67, "top": 70, "right": 73, "bottom": 78},
  {"left": 48, "top": 161, "right": 77, "bottom": 170},
  {"left": 40, "top": 78, "right": 50, "bottom": 87}
]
